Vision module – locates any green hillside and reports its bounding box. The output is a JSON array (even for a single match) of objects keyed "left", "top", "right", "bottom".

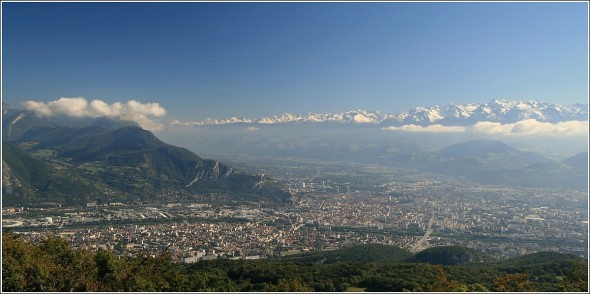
[
  {"left": 2, "top": 142, "right": 104, "bottom": 205},
  {"left": 279, "top": 243, "right": 414, "bottom": 264},
  {"left": 3, "top": 233, "right": 587, "bottom": 292},
  {"left": 3, "top": 124, "right": 292, "bottom": 205},
  {"left": 412, "top": 245, "right": 495, "bottom": 265}
]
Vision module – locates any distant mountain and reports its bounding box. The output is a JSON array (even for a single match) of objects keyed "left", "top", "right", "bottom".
[
  {"left": 562, "top": 151, "right": 589, "bottom": 174},
  {"left": 431, "top": 139, "right": 549, "bottom": 170},
  {"left": 2, "top": 118, "right": 293, "bottom": 206},
  {"left": 2, "top": 107, "right": 138, "bottom": 141},
  {"left": 167, "top": 124, "right": 587, "bottom": 190},
  {"left": 434, "top": 140, "right": 518, "bottom": 157},
  {"left": 171, "top": 99, "right": 588, "bottom": 127},
  {"left": 2, "top": 108, "right": 59, "bottom": 141},
  {"left": 421, "top": 140, "right": 588, "bottom": 189}
]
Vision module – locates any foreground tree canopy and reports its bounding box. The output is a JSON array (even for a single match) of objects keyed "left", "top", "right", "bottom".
[{"left": 2, "top": 232, "right": 587, "bottom": 292}]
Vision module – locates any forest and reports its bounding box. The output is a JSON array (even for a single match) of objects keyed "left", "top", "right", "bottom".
[{"left": 2, "top": 232, "right": 587, "bottom": 292}]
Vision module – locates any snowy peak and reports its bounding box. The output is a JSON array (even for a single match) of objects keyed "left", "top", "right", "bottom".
[
  {"left": 170, "top": 99, "right": 588, "bottom": 127},
  {"left": 396, "top": 99, "right": 587, "bottom": 126}
]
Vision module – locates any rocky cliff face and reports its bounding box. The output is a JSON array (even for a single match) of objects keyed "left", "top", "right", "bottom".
[
  {"left": 186, "top": 160, "right": 235, "bottom": 187},
  {"left": 2, "top": 160, "right": 22, "bottom": 195}
]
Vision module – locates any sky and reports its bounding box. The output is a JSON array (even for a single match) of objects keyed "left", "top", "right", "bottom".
[{"left": 2, "top": 1, "right": 588, "bottom": 122}]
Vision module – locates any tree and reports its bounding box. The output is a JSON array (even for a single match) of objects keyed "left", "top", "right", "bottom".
[
  {"left": 423, "top": 265, "right": 469, "bottom": 292},
  {"left": 95, "top": 248, "right": 126, "bottom": 291},
  {"left": 2, "top": 232, "right": 34, "bottom": 291},
  {"left": 267, "top": 277, "right": 314, "bottom": 292},
  {"left": 493, "top": 272, "right": 534, "bottom": 292},
  {"left": 558, "top": 261, "right": 588, "bottom": 292},
  {"left": 188, "top": 270, "right": 238, "bottom": 292}
]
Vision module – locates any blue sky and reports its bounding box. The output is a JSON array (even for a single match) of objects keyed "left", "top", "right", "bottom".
[{"left": 2, "top": 1, "right": 588, "bottom": 121}]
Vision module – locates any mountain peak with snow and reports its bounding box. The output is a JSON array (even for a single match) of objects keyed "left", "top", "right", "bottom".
[{"left": 170, "top": 99, "right": 588, "bottom": 127}]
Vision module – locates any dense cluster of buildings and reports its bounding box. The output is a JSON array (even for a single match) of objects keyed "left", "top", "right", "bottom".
[{"left": 3, "top": 178, "right": 587, "bottom": 262}]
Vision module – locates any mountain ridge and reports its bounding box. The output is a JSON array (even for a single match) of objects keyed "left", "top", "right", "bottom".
[
  {"left": 2, "top": 118, "right": 293, "bottom": 206},
  {"left": 171, "top": 99, "right": 588, "bottom": 127}
]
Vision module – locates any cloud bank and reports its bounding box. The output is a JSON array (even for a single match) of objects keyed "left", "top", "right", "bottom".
[
  {"left": 22, "top": 97, "right": 167, "bottom": 131},
  {"left": 383, "top": 119, "right": 588, "bottom": 136},
  {"left": 471, "top": 119, "right": 588, "bottom": 136},
  {"left": 383, "top": 124, "right": 467, "bottom": 133}
]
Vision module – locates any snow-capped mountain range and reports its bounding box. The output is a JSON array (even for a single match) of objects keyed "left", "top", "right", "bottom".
[{"left": 170, "top": 99, "right": 588, "bottom": 127}]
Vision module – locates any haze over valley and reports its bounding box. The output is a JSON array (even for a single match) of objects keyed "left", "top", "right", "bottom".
[
  {"left": 3, "top": 98, "right": 587, "bottom": 253},
  {"left": 2, "top": 2, "right": 588, "bottom": 292}
]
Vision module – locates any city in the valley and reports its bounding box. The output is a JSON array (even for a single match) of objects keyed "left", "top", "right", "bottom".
[{"left": 3, "top": 159, "right": 587, "bottom": 263}]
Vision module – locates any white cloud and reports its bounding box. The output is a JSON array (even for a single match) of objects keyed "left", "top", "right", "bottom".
[
  {"left": 246, "top": 126, "right": 260, "bottom": 131},
  {"left": 127, "top": 100, "right": 167, "bottom": 117},
  {"left": 22, "top": 97, "right": 167, "bottom": 131},
  {"left": 48, "top": 97, "right": 90, "bottom": 117},
  {"left": 382, "top": 119, "right": 588, "bottom": 136},
  {"left": 382, "top": 124, "right": 467, "bottom": 133},
  {"left": 90, "top": 99, "right": 120, "bottom": 117},
  {"left": 472, "top": 119, "right": 588, "bottom": 136},
  {"left": 22, "top": 100, "right": 52, "bottom": 117}
]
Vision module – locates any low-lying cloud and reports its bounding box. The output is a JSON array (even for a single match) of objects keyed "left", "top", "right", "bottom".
[
  {"left": 472, "top": 119, "right": 588, "bottom": 136},
  {"left": 22, "top": 97, "right": 166, "bottom": 131},
  {"left": 383, "top": 124, "right": 467, "bottom": 133},
  {"left": 383, "top": 119, "right": 588, "bottom": 136}
]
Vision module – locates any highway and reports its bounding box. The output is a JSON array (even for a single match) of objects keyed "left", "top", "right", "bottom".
[{"left": 412, "top": 214, "right": 435, "bottom": 253}]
